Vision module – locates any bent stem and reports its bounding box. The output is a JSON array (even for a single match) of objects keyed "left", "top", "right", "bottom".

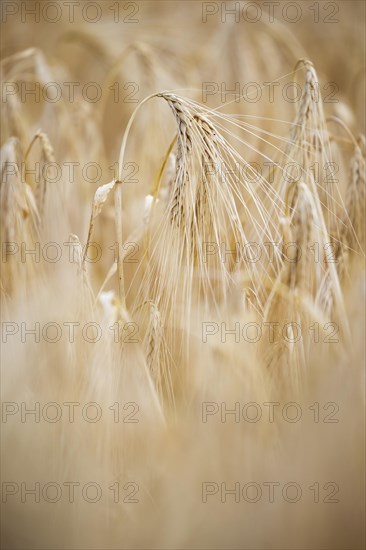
[{"left": 115, "top": 94, "right": 157, "bottom": 309}]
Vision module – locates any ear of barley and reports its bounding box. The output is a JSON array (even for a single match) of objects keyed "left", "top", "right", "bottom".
[
  {"left": 24, "top": 130, "right": 55, "bottom": 220},
  {"left": 345, "top": 137, "right": 366, "bottom": 253},
  {"left": 277, "top": 60, "right": 347, "bottom": 241},
  {"left": 129, "top": 93, "right": 273, "bottom": 351},
  {"left": 0, "top": 138, "right": 40, "bottom": 294}
]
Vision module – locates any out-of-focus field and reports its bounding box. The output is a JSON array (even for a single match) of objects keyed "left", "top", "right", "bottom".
[{"left": 1, "top": 1, "right": 365, "bottom": 548}]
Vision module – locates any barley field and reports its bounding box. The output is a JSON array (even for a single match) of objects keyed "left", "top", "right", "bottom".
[{"left": 1, "top": 1, "right": 365, "bottom": 549}]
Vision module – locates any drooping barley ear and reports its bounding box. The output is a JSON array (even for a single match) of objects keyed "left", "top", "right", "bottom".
[
  {"left": 24, "top": 130, "right": 55, "bottom": 220},
  {"left": 26, "top": 130, "right": 55, "bottom": 163},
  {"left": 156, "top": 93, "right": 193, "bottom": 226},
  {"left": 190, "top": 115, "right": 218, "bottom": 249},
  {"left": 155, "top": 94, "right": 219, "bottom": 226},
  {"left": 155, "top": 95, "right": 223, "bottom": 253}
]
